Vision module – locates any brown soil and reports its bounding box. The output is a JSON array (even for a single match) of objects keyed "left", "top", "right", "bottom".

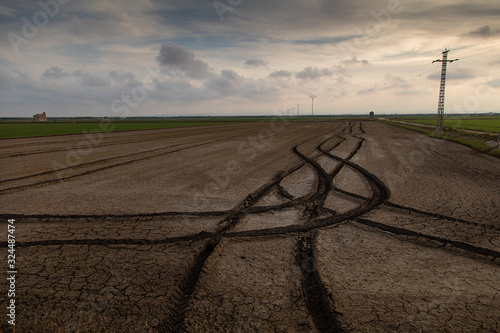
[{"left": 1, "top": 120, "right": 499, "bottom": 332}]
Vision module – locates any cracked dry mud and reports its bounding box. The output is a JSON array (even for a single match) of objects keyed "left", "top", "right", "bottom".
[{"left": 1, "top": 121, "right": 499, "bottom": 332}]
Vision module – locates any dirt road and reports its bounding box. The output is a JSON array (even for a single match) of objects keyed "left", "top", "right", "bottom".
[{"left": 1, "top": 120, "right": 499, "bottom": 332}]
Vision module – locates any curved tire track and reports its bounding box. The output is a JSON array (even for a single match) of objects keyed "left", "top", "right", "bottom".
[{"left": 3, "top": 123, "right": 498, "bottom": 332}]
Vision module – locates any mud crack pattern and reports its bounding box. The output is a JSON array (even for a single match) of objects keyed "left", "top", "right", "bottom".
[{"left": 1, "top": 121, "right": 499, "bottom": 332}]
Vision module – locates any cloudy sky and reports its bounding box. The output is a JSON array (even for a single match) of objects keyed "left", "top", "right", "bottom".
[{"left": 1, "top": 0, "right": 500, "bottom": 117}]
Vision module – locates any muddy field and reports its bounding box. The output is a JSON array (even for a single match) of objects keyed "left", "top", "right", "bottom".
[{"left": 1, "top": 120, "right": 499, "bottom": 332}]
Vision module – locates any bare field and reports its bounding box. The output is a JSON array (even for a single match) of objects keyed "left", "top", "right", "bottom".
[{"left": 1, "top": 121, "right": 499, "bottom": 332}]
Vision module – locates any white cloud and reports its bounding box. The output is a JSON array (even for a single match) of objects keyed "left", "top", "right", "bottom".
[{"left": 0, "top": 0, "right": 499, "bottom": 116}]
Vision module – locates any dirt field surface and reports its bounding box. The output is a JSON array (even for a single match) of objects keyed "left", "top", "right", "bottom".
[{"left": 1, "top": 120, "right": 499, "bottom": 332}]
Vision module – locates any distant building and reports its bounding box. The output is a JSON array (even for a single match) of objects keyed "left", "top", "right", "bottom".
[
  {"left": 33, "top": 112, "right": 47, "bottom": 121},
  {"left": 369, "top": 111, "right": 375, "bottom": 121}
]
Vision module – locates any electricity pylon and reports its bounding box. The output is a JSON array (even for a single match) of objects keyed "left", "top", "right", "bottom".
[
  {"left": 309, "top": 95, "right": 316, "bottom": 116},
  {"left": 297, "top": 103, "right": 300, "bottom": 116},
  {"left": 432, "top": 48, "right": 458, "bottom": 133}
]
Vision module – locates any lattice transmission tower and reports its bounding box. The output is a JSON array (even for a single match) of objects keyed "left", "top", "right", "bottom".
[{"left": 432, "top": 48, "right": 458, "bottom": 132}]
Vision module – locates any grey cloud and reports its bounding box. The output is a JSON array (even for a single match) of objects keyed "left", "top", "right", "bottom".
[
  {"left": 81, "top": 73, "right": 112, "bottom": 87},
  {"left": 240, "top": 78, "right": 278, "bottom": 100},
  {"left": 157, "top": 44, "right": 211, "bottom": 79},
  {"left": 235, "top": 0, "right": 365, "bottom": 29},
  {"left": 401, "top": 3, "right": 500, "bottom": 21},
  {"left": 0, "top": 69, "right": 39, "bottom": 92},
  {"left": 466, "top": 25, "right": 500, "bottom": 37},
  {"left": 268, "top": 70, "right": 293, "bottom": 78},
  {"left": 42, "top": 66, "right": 71, "bottom": 80},
  {"left": 342, "top": 57, "right": 369, "bottom": 66},
  {"left": 293, "top": 36, "right": 360, "bottom": 45},
  {"left": 0, "top": 70, "right": 25, "bottom": 89},
  {"left": 72, "top": 70, "right": 112, "bottom": 87},
  {"left": 109, "top": 71, "right": 136, "bottom": 84},
  {"left": 445, "top": 4, "right": 500, "bottom": 17},
  {"left": 244, "top": 59, "right": 268, "bottom": 67},
  {"left": 487, "top": 79, "right": 500, "bottom": 88},
  {"left": 296, "top": 66, "right": 334, "bottom": 80},
  {"left": 156, "top": 79, "right": 192, "bottom": 92},
  {"left": 204, "top": 69, "right": 277, "bottom": 100},
  {"left": 206, "top": 69, "right": 244, "bottom": 91},
  {"left": 153, "top": 79, "right": 212, "bottom": 105},
  {"left": 12, "top": 69, "right": 29, "bottom": 80},
  {"left": 427, "top": 68, "right": 476, "bottom": 81},
  {"left": 0, "top": 4, "right": 16, "bottom": 16}
]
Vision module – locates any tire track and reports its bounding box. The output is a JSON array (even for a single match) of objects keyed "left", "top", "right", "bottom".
[
  {"left": 0, "top": 211, "right": 229, "bottom": 221},
  {"left": 296, "top": 230, "right": 344, "bottom": 333},
  {"left": 359, "top": 121, "right": 365, "bottom": 134},
  {"left": 0, "top": 231, "right": 216, "bottom": 248},
  {"left": 355, "top": 218, "right": 500, "bottom": 260},
  {"left": 323, "top": 186, "right": 500, "bottom": 232},
  {"left": 0, "top": 123, "right": 255, "bottom": 158},
  {"left": 0, "top": 139, "right": 223, "bottom": 195},
  {"left": 221, "top": 132, "right": 367, "bottom": 332},
  {"left": 157, "top": 239, "right": 217, "bottom": 332},
  {"left": 384, "top": 201, "right": 500, "bottom": 231},
  {"left": 0, "top": 125, "right": 264, "bottom": 186},
  {"left": 3, "top": 119, "right": 317, "bottom": 194},
  {"left": 9, "top": 123, "right": 497, "bottom": 331},
  {"left": 0, "top": 139, "right": 203, "bottom": 185},
  {"left": 318, "top": 140, "right": 390, "bottom": 203},
  {"left": 0, "top": 132, "right": 188, "bottom": 158},
  {"left": 4, "top": 124, "right": 498, "bottom": 331},
  {"left": 0, "top": 126, "right": 345, "bottom": 221},
  {"left": 156, "top": 127, "right": 344, "bottom": 332}
]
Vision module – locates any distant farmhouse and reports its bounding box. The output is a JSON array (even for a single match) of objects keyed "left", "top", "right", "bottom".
[{"left": 33, "top": 112, "right": 47, "bottom": 121}]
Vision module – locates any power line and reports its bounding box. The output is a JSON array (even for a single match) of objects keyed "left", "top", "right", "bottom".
[
  {"left": 357, "top": 38, "right": 500, "bottom": 96},
  {"left": 417, "top": 65, "right": 440, "bottom": 78},
  {"left": 333, "top": 38, "right": 500, "bottom": 106},
  {"left": 357, "top": 61, "right": 435, "bottom": 98},
  {"left": 455, "top": 44, "right": 500, "bottom": 60},
  {"left": 452, "top": 37, "right": 500, "bottom": 56}
]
